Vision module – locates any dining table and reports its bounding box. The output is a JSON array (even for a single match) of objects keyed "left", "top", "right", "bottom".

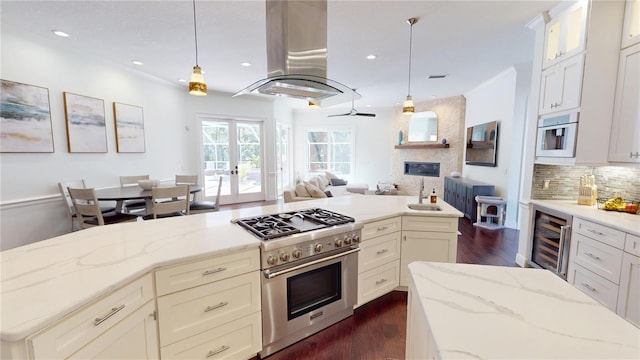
[{"left": 95, "top": 184, "right": 203, "bottom": 214}]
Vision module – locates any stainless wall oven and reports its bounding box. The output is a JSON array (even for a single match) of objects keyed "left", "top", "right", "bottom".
[
  {"left": 536, "top": 111, "right": 579, "bottom": 158},
  {"left": 530, "top": 205, "right": 573, "bottom": 279}
]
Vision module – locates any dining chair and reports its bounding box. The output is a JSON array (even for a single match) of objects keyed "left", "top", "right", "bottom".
[
  {"left": 119, "top": 175, "right": 149, "bottom": 214},
  {"left": 175, "top": 175, "right": 222, "bottom": 214},
  {"left": 58, "top": 180, "right": 115, "bottom": 232},
  {"left": 67, "top": 187, "right": 139, "bottom": 229},
  {"left": 145, "top": 185, "right": 190, "bottom": 220}
]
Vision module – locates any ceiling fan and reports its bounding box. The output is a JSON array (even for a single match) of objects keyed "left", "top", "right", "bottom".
[{"left": 327, "top": 89, "right": 376, "bottom": 117}]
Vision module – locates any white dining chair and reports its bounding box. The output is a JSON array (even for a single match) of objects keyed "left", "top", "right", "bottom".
[
  {"left": 175, "top": 175, "right": 222, "bottom": 214},
  {"left": 144, "top": 185, "right": 190, "bottom": 220},
  {"left": 119, "top": 175, "right": 149, "bottom": 214},
  {"left": 68, "top": 187, "right": 139, "bottom": 229},
  {"left": 58, "top": 180, "right": 115, "bottom": 232}
]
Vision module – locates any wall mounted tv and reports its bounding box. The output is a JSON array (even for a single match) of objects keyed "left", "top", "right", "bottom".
[{"left": 465, "top": 120, "right": 498, "bottom": 167}]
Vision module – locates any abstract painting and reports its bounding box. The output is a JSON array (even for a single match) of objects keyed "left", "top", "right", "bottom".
[
  {"left": 63, "top": 92, "right": 107, "bottom": 153},
  {"left": 0, "top": 80, "right": 54, "bottom": 153},
  {"left": 113, "top": 102, "right": 145, "bottom": 153}
]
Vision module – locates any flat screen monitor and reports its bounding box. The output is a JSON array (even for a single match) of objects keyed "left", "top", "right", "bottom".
[{"left": 465, "top": 121, "right": 498, "bottom": 167}]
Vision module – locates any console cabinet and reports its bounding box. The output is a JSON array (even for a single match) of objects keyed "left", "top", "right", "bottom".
[{"left": 444, "top": 176, "right": 494, "bottom": 222}]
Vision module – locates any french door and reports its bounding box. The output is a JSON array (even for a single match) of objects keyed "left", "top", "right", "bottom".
[
  {"left": 276, "top": 124, "right": 291, "bottom": 197},
  {"left": 199, "top": 117, "right": 265, "bottom": 204}
]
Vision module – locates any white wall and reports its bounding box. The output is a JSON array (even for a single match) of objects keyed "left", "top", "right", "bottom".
[
  {"left": 463, "top": 67, "right": 529, "bottom": 229},
  {"left": 0, "top": 32, "right": 278, "bottom": 250}
]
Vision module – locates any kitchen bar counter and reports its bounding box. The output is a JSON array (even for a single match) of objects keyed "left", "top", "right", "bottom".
[
  {"left": 528, "top": 199, "right": 640, "bottom": 236},
  {"left": 0, "top": 195, "right": 461, "bottom": 342},
  {"left": 406, "top": 262, "right": 640, "bottom": 359}
]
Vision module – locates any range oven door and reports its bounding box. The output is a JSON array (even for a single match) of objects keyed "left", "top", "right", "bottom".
[
  {"left": 530, "top": 205, "right": 572, "bottom": 279},
  {"left": 261, "top": 248, "right": 359, "bottom": 357},
  {"left": 536, "top": 112, "right": 578, "bottom": 158}
]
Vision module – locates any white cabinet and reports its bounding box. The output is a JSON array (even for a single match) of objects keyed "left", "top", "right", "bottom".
[
  {"left": 155, "top": 248, "right": 261, "bottom": 359},
  {"left": 405, "top": 285, "right": 436, "bottom": 360},
  {"left": 28, "top": 274, "right": 156, "bottom": 359},
  {"left": 617, "top": 251, "right": 640, "bottom": 327},
  {"left": 400, "top": 216, "right": 458, "bottom": 287},
  {"left": 543, "top": 0, "right": 588, "bottom": 69},
  {"left": 608, "top": 43, "right": 640, "bottom": 163},
  {"left": 357, "top": 217, "right": 401, "bottom": 307},
  {"left": 621, "top": 0, "right": 640, "bottom": 49},
  {"left": 539, "top": 53, "right": 584, "bottom": 115}
]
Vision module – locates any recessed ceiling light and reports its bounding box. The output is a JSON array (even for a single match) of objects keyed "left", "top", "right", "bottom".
[
  {"left": 241, "top": 62, "right": 251, "bottom": 67},
  {"left": 366, "top": 54, "right": 376, "bottom": 60},
  {"left": 178, "top": 79, "right": 186, "bottom": 83},
  {"left": 132, "top": 61, "right": 143, "bottom": 66},
  {"left": 52, "top": 30, "right": 69, "bottom": 38},
  {"left": 432, "top": 95, "right": 437, "bottom": 99}
]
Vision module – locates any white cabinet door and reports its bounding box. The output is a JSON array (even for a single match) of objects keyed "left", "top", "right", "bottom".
[
  {"left": 539, "top": 54, "right": 585, "bottom": 115},
  {"left": 621, "top": 0, "right": 640, "bottom": 49},
  {"left": 608, "top": 43, "right": 640, "bottom": 163},
  {"left": 400, "top": 231, "right": 456, "bottom": 287},
  {"left": 543, "top": 0, "right": 588, "bottom": 68},
  {"left": 617, "top": 252, "right": 640, "bottom": 327},
  {"left": 69, "top": 301, "right": 159, "bottom": 359}
]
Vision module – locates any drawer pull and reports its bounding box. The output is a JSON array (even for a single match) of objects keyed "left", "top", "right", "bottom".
[
  {"left": 94, "top": 305, "right": 125, "bottom": 326},
  {"left": 206, "top": 345, "right": 230, "bottom": 358},
  {"left": 377, "top": 226, "right": 389, "bottom": 231},
  {"left": 202, "top": 267, "right": 227, "bottom": 276},
  {"left": 580, "top": 283, "right": 597, "bottom": 292},
  {"left": 376, "top": 249, "right": 389, "bottom": 255},
  {"left": 204, "top": 301, "right": 229, "bottom": 312},
  {"left": 584, "top": 252, "right": 601, "bottom": 261},
  {"left": 586, "top": 229, "right": 605, "bottom": 237},
  {"left": 376, "top": 278, "right": 388, "bottom": 285}
]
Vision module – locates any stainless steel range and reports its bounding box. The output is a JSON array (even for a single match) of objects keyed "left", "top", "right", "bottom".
[{"left": 233, "top": 208, "right": 362, "bottom": 357}]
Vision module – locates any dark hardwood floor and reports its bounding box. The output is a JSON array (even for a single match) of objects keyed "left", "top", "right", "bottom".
[{"left": 229, "top": 201, "right": 518, "bottom": 360}]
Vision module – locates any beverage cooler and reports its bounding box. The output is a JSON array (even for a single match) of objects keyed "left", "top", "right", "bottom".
[{"left": 529, "top": 205, "right": 573, "bottom": 279}]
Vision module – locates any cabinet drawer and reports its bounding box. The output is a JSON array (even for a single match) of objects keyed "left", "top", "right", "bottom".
[
  {"left": 402, "top": 216, "right": 458, "bottom": 233},
  {"left": 362, "top": 217, "right": 401, "bottom": 239},
  {"left": 160, "top": 312, "right": 261, "bottom": 360},
  {"left": 568, "top": 262, "right": 619, "bottom": 311},
  {"left": 158, "top": 271, "right": 260, "bottom": 346},
  {"left": 357, "top": 261, "right": 400, "bottom": 307},
  {"left": 570, "top": 233, "right": 623, "bottom": 284},
  {"left": 29, "top": 274, "right": 154, "bottom": 359},
  {"left": 358, "top": 232, "right": 401, "bottom": 273},
  {"left": 573, "top": 218, "right": 625, "bottom": 250},
  {"left": 625, "top": 234, "right": 640, "bottom": 257},
  {"left": 156, "top": 248, "right": 259, "bottom": 296}
]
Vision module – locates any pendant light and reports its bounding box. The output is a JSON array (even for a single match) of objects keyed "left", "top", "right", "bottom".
[
  {"left": 402, "top": 18, "right": 417, "bottom": 114},
  {"left": 189, "top": 0, "right": 207, "bottom": 96}
]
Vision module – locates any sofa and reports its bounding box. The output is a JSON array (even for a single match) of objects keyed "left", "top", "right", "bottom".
[{"left": 283, "top": 172, "right": 368, "bottom": 203}]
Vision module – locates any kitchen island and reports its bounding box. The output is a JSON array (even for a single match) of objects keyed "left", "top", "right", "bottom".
[
  {"left": 406, "top": 262, "right": 640, "bottom": 359},
  {"left": 0, "top": 195, "right": 461, "bottom": 359}
]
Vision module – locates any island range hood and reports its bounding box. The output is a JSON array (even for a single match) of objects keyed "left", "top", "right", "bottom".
[{"left": 234, "top": 0, "right": 359, "bottom": 107}]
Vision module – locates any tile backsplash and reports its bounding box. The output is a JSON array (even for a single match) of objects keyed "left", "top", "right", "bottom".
[{"left": 532, "top": 165, "right": 640, "bottom": 201}]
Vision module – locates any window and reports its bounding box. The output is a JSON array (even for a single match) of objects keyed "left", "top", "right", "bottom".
[{"left": 307, "top": 129, "right": 353, "bottom": 177}]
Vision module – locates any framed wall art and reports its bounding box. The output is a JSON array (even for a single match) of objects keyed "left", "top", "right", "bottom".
[
  {"left": 0, "top": 79, "right": 54, "bottom": 153},
  {"left": 63, "top": 92, "right": 107, "bottom": 153},
  {"left": 113, "top": 102, "right": 145, "bottom": 153}
]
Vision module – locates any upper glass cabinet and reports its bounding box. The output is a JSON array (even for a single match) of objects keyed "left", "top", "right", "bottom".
[
  {"left": 543, "top": 0, "right": 588, "bottom": 69},
  {"left": 408, "top": 111, "right": 438, "bottom": 142}
]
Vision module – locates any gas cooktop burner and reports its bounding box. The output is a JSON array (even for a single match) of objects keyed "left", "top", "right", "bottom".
[{"left": 234, "top": 208, "right": 355, "bottom": 240}]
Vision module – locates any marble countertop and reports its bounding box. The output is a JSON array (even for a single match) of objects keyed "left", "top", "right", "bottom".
[
  {"left": 526, "top": 199, "right": 640, "bottom": 236},
  {"left": 408, "top": 262, "right": 640, "bottom": 359},
  {"left": 0, "top": 195, "right": 461, "bottom": 342}
]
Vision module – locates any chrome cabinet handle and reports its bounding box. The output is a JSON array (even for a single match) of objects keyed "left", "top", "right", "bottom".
[
  {"left": 557, "top": 225, "right": 569, "bottom": 275},
  {"left": 376, "top": 278, "right": 388, "bottom": 285},
  {"left": 587, "top": 228, "right": 605, "bottom": 236},
  {"left": 581, "top": 283, "right": 597, "bottom": 292},
  {"left": 206, "top": 345, "right": 230, "bottom": 358},
  {"left": 204, "top": 301, "right": 228, "bottom": 312},
  {"left": 94, "top": 305, "right": 125, "bottom": 326},
  {"left": 202, "top": 267, "right": 227, "bottom": 276},
  {"left": 377, "top": 226, "right": 388, "bottom": 231},
  {"left": 585, "top": 252, "right": 601, "bottom": 261},
  {"left": 376, "top": 249, "right": 389, "bottom": 255}
]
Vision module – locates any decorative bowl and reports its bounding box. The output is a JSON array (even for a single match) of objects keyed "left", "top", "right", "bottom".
[{"left": 137, "top": 179, "right": 159, "bottom": 190}]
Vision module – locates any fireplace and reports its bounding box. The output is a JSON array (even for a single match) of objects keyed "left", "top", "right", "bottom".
[{"left": 404, "top": 162, "right": 440, "bottom": 177}]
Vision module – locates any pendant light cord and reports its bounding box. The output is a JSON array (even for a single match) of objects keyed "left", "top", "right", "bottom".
[
  {"left": 407, "top": 20, "right": 414, "bottom": 96},
  {"left": 192, "top": 0, "right": 199, "bottom": 66}
]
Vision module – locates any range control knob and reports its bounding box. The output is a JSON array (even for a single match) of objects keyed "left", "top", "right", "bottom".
[
  {"left": 280, "top": 252, "right": 290, "bottom": 262},
  {"left": 292, "top": 249, "right": 302, "bottom": 259},
  {"left": 334, "top": 239, "right": 343, "bottom": 247},
  {"left": 344, "top": 237, "right": 352, "bottom": 245},
  {"left": 353, "top": 235, "right": 361, "bottom": 243},
  {"left": 267, "top": 256, "right": 277, "bottom": 266},
  {"left": 314, "top": 243, "right": 323, "bottom": 253}
]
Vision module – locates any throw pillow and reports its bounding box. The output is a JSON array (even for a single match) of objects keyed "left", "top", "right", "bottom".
[
  {"left": 304, "top": 182, "right": 327, "bottom": 198},
  {"left": 296, "top": 183, "right": 311, "bottom": 197},
  {"left": 330, "top": 178, "right": 348, "bottom": 186},
  {"left": 324, "top": 170, "right": 338, "bottom": 180}
]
